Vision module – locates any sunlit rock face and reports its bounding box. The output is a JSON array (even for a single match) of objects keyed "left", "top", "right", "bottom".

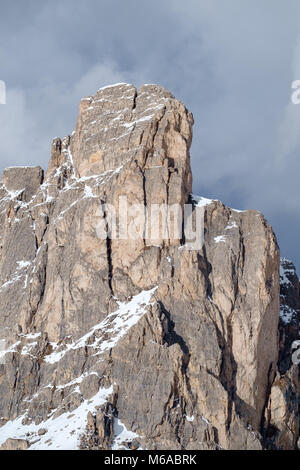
[{"left": 0, "top": 83, "right": 298, "bottom": 451}]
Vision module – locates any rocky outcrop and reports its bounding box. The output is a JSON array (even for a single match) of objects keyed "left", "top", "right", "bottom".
[
  {"left": 0, "top": 83, "right": 298, "bottom": 450},
  {"left": 0, "top": 438, "right": 30, "bottom": 450},
  {"left": 262, "top": 259, "right": 300, "bottom": 450}
]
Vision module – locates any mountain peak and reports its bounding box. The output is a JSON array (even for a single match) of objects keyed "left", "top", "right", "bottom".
[{"left": 0, "top": 85, "right": 299, "bottom": 451}]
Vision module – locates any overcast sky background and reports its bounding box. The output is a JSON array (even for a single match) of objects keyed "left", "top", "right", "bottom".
[{"left": 0, "top": 0, "right": 299, "bottom": 270}]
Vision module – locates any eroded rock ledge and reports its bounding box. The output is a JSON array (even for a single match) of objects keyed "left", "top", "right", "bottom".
[{"left": 0, "top": 83, "right": 298, "bottom": 450}]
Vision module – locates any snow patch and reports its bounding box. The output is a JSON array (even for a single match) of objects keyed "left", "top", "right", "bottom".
[
  {"left": 97, "top": 83, "right": 131, "bottom": 92},
  {"left": 83, "top": 185, "right": 97, "bottom": 199},
  {"left": 111, "top": 419, "right": 140, "bottom": 450},
  {"left": 225, "top": 222, "right": 238, "bottom": 230},
  {"left": 192, "top": 195, "right": 217, "bottom": 208},
  {"left": 185, "top": 415, "right": 194, "bottom": 422},
  {"left": 280, "top": 304, "right": 297, "bottom": 325},
  {"left": 280, "top": 261, "right": 295, "bottom": 287},
  {"left": 45, "top": 287, "right": 158, "bottom": 364},
  {"left": 0, "top": 259, "right": 33, "bottom": 292},
  {"left": 214, "top": 236, "right": 226, "bottom": 244}
]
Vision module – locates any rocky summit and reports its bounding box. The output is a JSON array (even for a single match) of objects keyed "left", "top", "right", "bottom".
[{"left": 0, "top": 83, "right": 299, "bottom": 450}]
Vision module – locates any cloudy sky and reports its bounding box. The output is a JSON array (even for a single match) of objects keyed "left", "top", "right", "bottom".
[{"left": 0, "top": 0, "right": 299, "bottom": 269}]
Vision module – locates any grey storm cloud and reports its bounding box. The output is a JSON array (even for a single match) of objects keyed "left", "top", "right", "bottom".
[{"left": 0, "top": 0, "right": 299, "bottom": 269}]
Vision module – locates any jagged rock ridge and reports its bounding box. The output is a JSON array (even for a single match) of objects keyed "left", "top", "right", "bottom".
[{"left": 0, "top": 83, "right": 299, "bottom": 450}]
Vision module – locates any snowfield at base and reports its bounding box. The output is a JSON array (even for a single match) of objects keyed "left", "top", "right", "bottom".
[{"left": 0, "top": 386, "right": 113, "bottom": 450}]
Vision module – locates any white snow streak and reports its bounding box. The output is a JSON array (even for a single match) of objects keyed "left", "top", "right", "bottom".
[
  {"left": 45, "top": 287, "right": 158, "bottom": 364},
  {"left": 0, "top": 386, "right": 113, "bottom": 450}
]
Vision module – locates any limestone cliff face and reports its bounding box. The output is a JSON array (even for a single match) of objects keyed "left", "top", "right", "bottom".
[{"left": 0, "top": 83, "right": 298, "bottom": 450}]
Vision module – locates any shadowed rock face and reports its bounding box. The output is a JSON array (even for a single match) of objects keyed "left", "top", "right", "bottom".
[
  {"left": 0, "top": 83, "right": 298, "bottom": 450},
  {"left": 262, "top": 259, "right": 300, "bottom": 450}
]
